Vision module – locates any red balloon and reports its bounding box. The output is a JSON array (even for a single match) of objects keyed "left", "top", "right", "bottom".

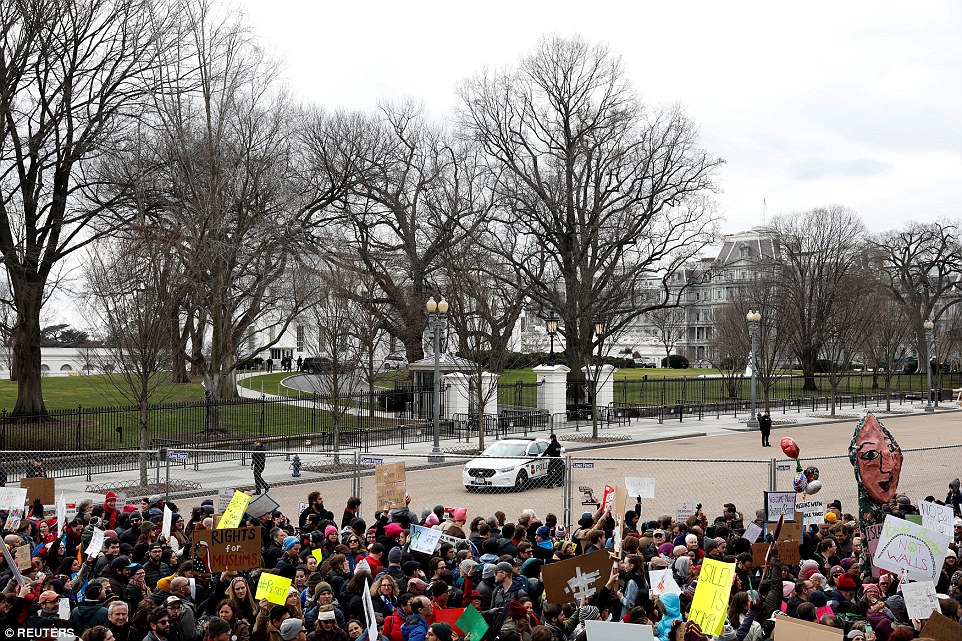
[{"left": 781, "top": 437, "right": 800, "bottom": 459}]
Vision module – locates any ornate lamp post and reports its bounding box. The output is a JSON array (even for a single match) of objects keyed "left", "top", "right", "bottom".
[
  {"left": 746, "top": 310, "right": 761, "bottom": 429},
  {"left": 546, "top": 314, "right": 559, "bottom": 365},
  {"left": 924, "top": 319, "right": 935, "bottom": 413},
  {"left": 426, "top": 296, "right": 449, "bottom": 461},
  {"left": 591, "top": 318, "right": 605, "bottom": 439}
]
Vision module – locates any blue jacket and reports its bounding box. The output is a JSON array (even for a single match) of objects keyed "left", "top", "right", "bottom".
[
  {"left": 656, "top": 593, "right": 682, "bottom": 641},
  {"left": 401, "top": 614, "right": 429, "bottom": 641}
]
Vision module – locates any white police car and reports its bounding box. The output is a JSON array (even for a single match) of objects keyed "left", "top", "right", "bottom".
[{"left": 462, "top": 438, "right": 565, "bottom": 491}]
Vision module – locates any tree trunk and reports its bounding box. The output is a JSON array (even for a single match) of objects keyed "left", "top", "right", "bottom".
[
  {"left": 140, "top": 400, "right": 150, "bottom": 486},
  {"left": 10, "top": 282, "right": 46, "bottom": 417},
  {"left": 171, "top": 313, "right": 190, "bottom": 384},
  {"left": 799, "top": 348, "right": 819, "bottom": 391}
]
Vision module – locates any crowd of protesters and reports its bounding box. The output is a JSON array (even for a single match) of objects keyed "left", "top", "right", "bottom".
[{"left": 1, "top": 475, "right": 961, "bottom": 641}]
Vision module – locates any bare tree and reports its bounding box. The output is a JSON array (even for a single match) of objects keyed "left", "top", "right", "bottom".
[
  {"left": 648, "top": 305, "right": 688, "bottom": 368},
  {"left": 872, "top": 221, "right": 962, "bottom": 371},
  {"left": 0, "top": 0, "right": 176, "bottom": 415},
  {"left": 820, "top": 270, "right": 874, "bottom": 415},
  {"left": 457, "top": 35, "right": 722, "bottom": 387},
  {"left": 764, "top": 207, "right": 867, "bottom": 391},
  {"left": 861, "top": 292, "right": 913, "bottom": 411}
]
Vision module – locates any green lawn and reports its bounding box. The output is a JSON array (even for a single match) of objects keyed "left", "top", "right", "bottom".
[{"left": 0, "top": 374, "right": 206, "bottom": 412}]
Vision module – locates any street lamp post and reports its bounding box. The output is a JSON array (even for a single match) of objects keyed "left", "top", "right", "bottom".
[
  {"left": 924, "top": 319, "right": 935, "bottom": 413},
  {"left": 591, "top": 318, "right": 605, "bottom": 439},
  {"left": 426, "top": 296, "right": 449, "bottom": 462},
  {"left": 546, "top": 315, "right": 559, "bottom": 365},
  {"left": 746, "top": 310, "right": 761, "bottom": 429}
]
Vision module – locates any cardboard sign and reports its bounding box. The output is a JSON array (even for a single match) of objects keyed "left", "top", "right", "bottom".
[
  {"left": 776, "top": 541, "right": 801, "bottom": 565},
  {"left": 435, "top": 607, "right": 467, "bottom": 636},
  {"left": 192, "top": 527, "right": 262, "bottom": 573},
  {"left": 863, "top": 522, "right": 884, "bottom": 578},
  {"left": 780, "top": 513, "right": 803, "bottom": 542},
  {"left": 648, "top": 569, "right": 681, "bottom": 596},
  {"left": 455, "top": 605, "right": 489, "bottom": 641},
  {"left": 624, "top": 477, "right": 655, "bottom": 499},
  {"left": 409, "top": 525, "right": 442, "bottom": 555},
  {"left": 612, "top": 486, "right": 627, "bottom": 557},
  {"left": 751, "top": 543, "right": 770, "bottom": 568},
  {"left": 688, "top": 558, "right": 735, "bottom": 636},
  {"left": 773, "top": 616, "right": 842, "bottom": 640},
  {"left": 742, "top": 522, "right": 762, "bottom": 542},
  {"left": 765, "top": 491, "right": 796, "bottom": 522},
  {"left": 586, "top": 620, "right": 654, "bottom": 641},
  {"left": 919, "top": 500, "right": 954, "bottom": 537},
  {"left": 0, "top": 488, "right": 27, "bottom": 510},
  {"left": 676, "top": 502, "right": 696, "bottom": 523},
  {"left": 541, "top": 549, "right": 613, "bottom": 604},
  {"left": 375, "top": 461, "right": 406, "bottom": 511},
  {"left": 255, "top": 572, "right": 292, "bottom": 605},
  {"left": 14, "top": 545, "right": 31, "bottom": 571},
  {"left": 247, "top": 493, "right": 280, "bottom": 519},
  {"left": 85, "top": 529, "right": 106, "bottom": 557},
  {"left": 797, "top": 499, "right": 824, "bottom": 526},
  {"left": 920, "top": 611, "right": 962, "bottom": 641},
  {"left": 21, "top": 478, "right": 55, "bottom": 505},
  {"left": 873, "top": 515, "right": 950, "bottom": 583},
  {"left": 901, "top": 580, "right": 939, "bottom": 620},
  {"left": 217, "top": 491, "right": 252, "bottom": 530},
  {"left": 0, "top": 541, "right": 26, "bottom": 587}
]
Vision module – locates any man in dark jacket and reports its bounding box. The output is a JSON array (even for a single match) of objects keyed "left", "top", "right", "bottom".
[
  {"left": 299, "top": 492, "right": 334, "bottom": 530},
  {"left": 144, "top": 544, "right": 172, "bottom": 591},
  {"left": 252, "top": 440, "right": 268, "bottom": 495},
  {"left": 106, "top": 601, "right": 133, "bottom": 641},
  {"left": 69, "top": 584, "right": 109, "bottom": 633},
  {"left": 485, "top": 562, "right": 529, "bottom": 631},
  {"left": 759, "top": 411, "right": 772, "bottom": 446}
]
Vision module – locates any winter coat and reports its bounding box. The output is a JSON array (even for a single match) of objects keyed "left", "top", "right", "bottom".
[
  {"left": 656, "top": 593, "right": 682, "bottom": 641},
  {"left": 381, "top": 608, "right": 407, "bottom": 641},
  {"left": 69, "top": 601, "right": 109, "bottom": 633},
  {"left": 401, "top": 614, "right": 430, "bottom": 641}
]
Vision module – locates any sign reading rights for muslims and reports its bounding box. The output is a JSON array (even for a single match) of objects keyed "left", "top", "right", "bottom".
[{"left": 192, "top": 527, "right": 262, "bottom": 573}]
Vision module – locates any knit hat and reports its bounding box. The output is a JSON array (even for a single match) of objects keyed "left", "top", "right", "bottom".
[
  {"left": 388, "top": 547, "right": 403, "bottom": 563},
  {"left": 307, "top": 573, "right": 323, "bottom": 589},
  {"left": 885, "top": 594, "right": 908, "bottom": 622},
  {"left": 508, "top": 600, "right": 527, "bottom": 620},
  {"left": 459, "top": 559, "right": 476, "bottom": 576},
  {"left": 683, "top": 622, "right": 704, "bottom": 641},
  {"left": 481, "top": 564, "right": 497, "bottom": 579},
  {"left": 808, "top": 590, "right": 828, "bottom": 607},
  {"left": 207, "top": 617, "right": 231, "bottom": 638},
  {"left": 407, "top": 578, "right": 427, "bottom": 595},
  {"left": 424, "top": 513, "right": 440, "bottom": 527},
  {"left": 824, "top": 512, "right": 837, "bottom": 523},
  {"left": 324, "top": 525, "right": 338, "bottom": 536},
  {"left": 495, "top": 561, "right": 514, "bottom": 574},
  {"left": 578, "top": 605, "right": 600, "bottom": 622},
  {"left": 835, "top": 574, "right": 857, "bottom": 590},
  {"left": 279, "top": 618, "right": 305, "bottom": 641},
  {"left": 800, "top": 559, "right": 819, "bottom": 578},
  {"left": 430, "top": 623, "right": 454, "bottom": 641},
  {"left": 385, "top": 522, "right": 402, "bottom": 538},
  {"left": 316, "top": 581, "right": 332, "bottom": 594},
  {"left": 283, "top": 536, "right": 299, "bottom": 551},
  {"left": 452, "top": 508, "right": 468, "bottom": 521},
  {"left": 704, "top": 539, "right": 719, "bottom": 555},
  {"left": 535, "top": 526, "right": 550, "bottom": 539}
]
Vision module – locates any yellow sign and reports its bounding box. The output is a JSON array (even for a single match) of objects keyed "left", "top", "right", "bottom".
[
  {"left": 217, "top": 491, "right": 251, "bottom": 530},
  {"left": 688, "top": 558, "right": 735, "bottom": 636},
  {"left": 312, "top": 548, "right": 323, "bottom": 564},
  {"left": 255, "top": 572, "right": 292, "bottom": 605}
]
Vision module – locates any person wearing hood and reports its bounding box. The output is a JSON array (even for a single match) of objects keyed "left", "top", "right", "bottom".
[
  {"left": 655, "top": 593, "right": 682, "bottom": 641},
  {"left": 947, "top": 478, "right": 961, "bottom": 518}
]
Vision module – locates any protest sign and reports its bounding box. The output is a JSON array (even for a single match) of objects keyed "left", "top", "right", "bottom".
[
  {"left": 0, "top": 488, "right": 27, "bottom": 510},
  {"left": 541, "top": 549, "right": 613, "bottom": 604},
  {"left": 676, "top": 503, "right": 696, "bottom": 522},
  {"left": 375, "top": 461, "right": 406, "bottom": 511},
  {"left": 688, "top": 558, "right": 735, "bottom": 636},
  {"left": 14, "top": 545, "right": 30, "bottom": 571},
  {"left": 456, "top": 605, "right": 489, "bottom": 641},
  {"left": 217, "top": 488, "right": 234, "bottom": 513},
  {"left": 586, "top": 620, "right": 654, "bottom": 641},
  {"left": 797, "top": 499, "right": 824, "bottom": 526},
  {"left": 742, "top": 522, "right": 762, "bottom": 542},
  {"left": 4, "top": 508, "right": 23, "bottom": 532},
  {"left": 906, "top": 514, "right": 923, "bottom": 525},
  {"left": 648, "top": 569, "right": 681, "bottom": 596},
  {"left": 435, "top": 608, "right": 467, "bottom": 636},
  {"left": 751, "top": 543, "right": 770, "bottom": 568},
  {"left": 612, "top": 486, "right": 627, "bottom": 557},
  {"left": 255, "top": 572, "right": 292, "bottom": 605},
  {"left": 863, "top": 522, "right": 884, "bottom": 577},
  {"left": 312, "top": 549, "right": 323, "bottom": 564},
  {"left": 765, "top": 491, "right": 796, "bottom": 521},
  {"left": 873, "top": 514, "right": 950, "bottom": 583},
  {"left": 363, "top": 579, "right": 380, "bottom": 641},
  {"left": 919, "top": 500, "right": 954, "bottom": 537},
  {"left": 436, "top": 531, "right": 469, "bottom": 552},
  {"left": 218, "top": 490, "right": 252, "bottom": 530},
  {"left": 901, "top": 580, "right": 939, "bottom": 620},
  {"left": 624, "top": 477, "right": 655, "bottom": 499},
  {"left": 600, "top": 485, "right": 615, "bottom": 514},
  {"left": 192, "top": 527, "right": 261, "bottom": 573},
  {"left": 85, "top": 528, "right": 106, "bottom": 557},
  {"left": 773, "top": 616, "right": 842, "bottom": 640},
  {"left": 57, "top": 598, "right": 70, "bottom": 621},
  {"left": 162, "top": 505, "right": 173, "bottom": 538},
  {"left": 247, "top": 493, "right": 280, "bottom": 518},
  {"left": 21, "top": 477, "right": 55, "bottom": 505},
  {"left": 580, "top": 486, "right": 600, "bottom": 507},
  {"left": 409, "top": 525, "right": 442, "bottom": 555},
  {"left": 920, "top": 611, "right": 962, "bottom": 641},
  {"left": 56, "top": 495, "right": 66, "bottom": 533}
]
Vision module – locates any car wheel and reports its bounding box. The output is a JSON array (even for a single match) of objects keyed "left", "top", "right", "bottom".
[
  {"left": 464, "top": 485, "right": 475, "bottom": 493},
  {"left": 515, "top": 469, "right": 529, "bottom": 491}
]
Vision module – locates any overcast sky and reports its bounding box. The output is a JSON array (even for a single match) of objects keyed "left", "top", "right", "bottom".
[{"left": 236, "top": 0, "right": 961, "bottom": 236}]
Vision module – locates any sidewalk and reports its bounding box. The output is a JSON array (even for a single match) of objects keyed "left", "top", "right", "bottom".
[{"left": 47, "top": 389, "right": 958, "bottom": 503}]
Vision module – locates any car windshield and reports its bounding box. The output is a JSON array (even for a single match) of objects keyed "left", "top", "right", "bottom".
[{"left": 481, "top": 442, "right": 528, "bottom": 457}]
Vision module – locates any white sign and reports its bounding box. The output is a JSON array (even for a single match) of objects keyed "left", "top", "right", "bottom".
[
  {"left": 58, "top": 598, "right": 71, "bottom": 620},
  {"left": 4, "top": 508, "right": 24, "bottom": 532},
  {"left": 85, "top": 528, "right": 106, "bottom": 557},
  {"left": 797, "top": 500, "right": 824, "bottom": 526},
  {"left": 902, "top": 581, "right": 940, "bottom": 620},
  {"left": 586, "top": 619, "right": 653, "bottom": 641},
  {"left": 55, "top": 494, "right": 67, "bottom": 534},
  {"left": 919, "top": 500, "right": 954, "bottom": 538},
  {"left": 217, "top": 488, "right": 234, "bottom": 513},
  {"left": 624, "top": 477, "right": 656, "bottom": 499},
  {"left": 676, "top": 503, "right": 696, "bottom": 522},
  {"left": 0, "top": 488, "right": 27, "bottom": 510},
  {"left": 247, "top": 493, "right": 280, "bottom": 518},
  {"left": 409, "top": 525, "right": 442, "bottom": 555},
  {"left": 742, "top": 522, "right": 763, "bottom": 542},
  {"left": 765, "top": 492, "right": 796, "bottom": 522},
  {"left": 649, "top": 569, "right": 682, "bottom": 596},
  {"left": 161, "top": 505, "right": 173, "bottom": 539},
  {"left": 873, "top": 515, "right": 951, "bottom": 584}
]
